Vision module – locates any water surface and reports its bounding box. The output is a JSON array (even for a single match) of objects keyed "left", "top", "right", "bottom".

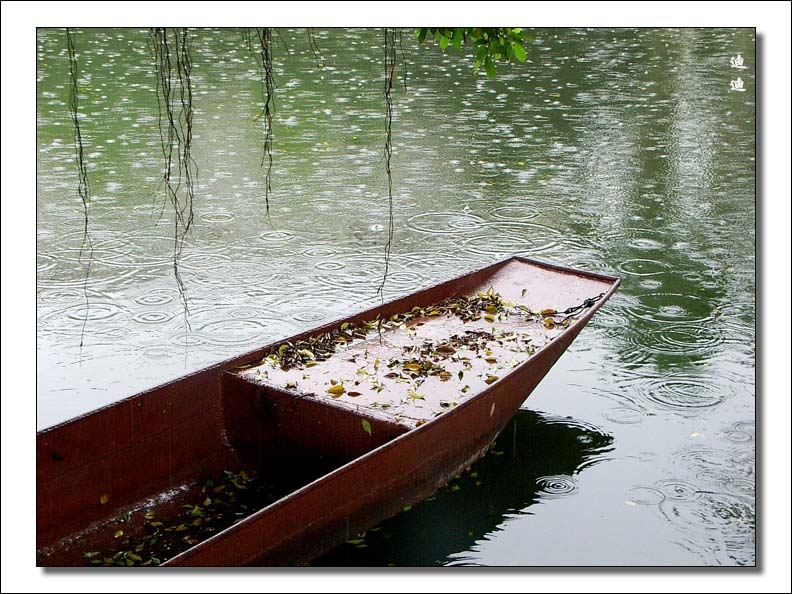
[{"left": 37, "top": 27, "right": 755, "bottom": 566}]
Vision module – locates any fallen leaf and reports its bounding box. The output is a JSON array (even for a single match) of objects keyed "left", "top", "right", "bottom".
[
  {"left": 361, "top": 419, "right": 372, "bottom": 436},
  {"left": 327, "top": 385, "right": 345, "bottom": 396}
]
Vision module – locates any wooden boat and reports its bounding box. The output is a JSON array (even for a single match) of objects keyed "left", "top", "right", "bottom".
[{"left": 37, "top": 256, "right": 619, "bottom": 566}]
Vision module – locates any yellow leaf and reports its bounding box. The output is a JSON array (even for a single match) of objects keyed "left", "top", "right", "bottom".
[
  {"left": 540, "top": 308, "right": 557, "bottom": 315},
  {"left": 484, "top": 375, "right": 499, "bottom": 385},
  {"left": 327, "top": 385, "right": 345, "bottom": 396},
  {"left": 99, "top": 494, "right": 109, "bottom": 505},
  {"left": 543, "top": 318, "right": 556, "bottom": 329}
]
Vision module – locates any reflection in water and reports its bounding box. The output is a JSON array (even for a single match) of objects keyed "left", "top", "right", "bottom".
[
  {"left": 37, "top": 28, "right": 754, "bottom": 565},
  {"left": 314, "top": 410, "right": 613, "bottom": 566}
]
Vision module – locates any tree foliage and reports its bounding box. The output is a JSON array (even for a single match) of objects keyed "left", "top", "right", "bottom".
[{"left": 415, "top": 28, "right": 529, "bottom": 77}]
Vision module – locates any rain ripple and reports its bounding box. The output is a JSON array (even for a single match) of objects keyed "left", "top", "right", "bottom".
[
  {"left": 132, "top": 310, "right": 177, "bottom": 324},
  {"left": 622, "top": 292, "right": 714, "bottom": 325},
  {"left": 490, "top": 205, "right": 540, "bottom": 221},
  {"left": 535, "top": 475, "right": 579, "bottom": 499},
  {"left": 659, "top": 492, "right": 755, "bottom": 566},
  {"left": 134, "top": 288, "right": 179, "bottom": 306},
  {"left": 407, "top": 212, "right": 487, "bottom": 234},
  {"left": 200, "top": 211, "right": 236, "bottom": 224},
  {"left": 462, "top": 222, "right": 559, "bottom": 257},
  {"left": 627, "top": 323, "right": 725, "bottom": 357},
  {"left": 641, "top": 375, "right": 731, "bottom": 411},
  {"left": 672, "top": 447, "right": 755, "bottom": 480},
  {"left": 617, "top": 258, "right": 670, "bottom": 277},
  {"left": 603, "top": 407, "right": 646, "bottom": 424}
]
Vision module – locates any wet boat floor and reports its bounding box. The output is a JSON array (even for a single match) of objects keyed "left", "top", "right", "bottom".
[
  {"left": 238, "top": 315, "right": 561, "bottom": 428},
  {"left": 236, "top": 263, "right": 603, "bottom": 429}
]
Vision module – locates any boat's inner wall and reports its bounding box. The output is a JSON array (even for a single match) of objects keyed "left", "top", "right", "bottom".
[
  {"left": 36, "top": 368, "right": 235, "bottom": 551},
  {"left": 221, "top": 373, "right": 408, "bottom": 475}
]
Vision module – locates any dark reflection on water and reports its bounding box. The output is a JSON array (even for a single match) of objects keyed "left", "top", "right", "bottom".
[
  {"left": 313, "top": 409, "right": 613, "bottom": 566},
  {"left": 38, "top": 27, "right": 754, "bottom": 565}
]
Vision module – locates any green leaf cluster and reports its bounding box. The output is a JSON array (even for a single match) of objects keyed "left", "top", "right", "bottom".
[{"left": 415, "top": 28, "right": 530, "bottom": 78}]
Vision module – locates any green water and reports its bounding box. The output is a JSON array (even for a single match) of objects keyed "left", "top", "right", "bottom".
[{"left": 37, "top": 28, "right": 755, "bottom": 566}]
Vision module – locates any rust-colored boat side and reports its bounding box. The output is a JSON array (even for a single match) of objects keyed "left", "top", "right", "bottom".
[{"left": 37, "top": 256, "right": 619, "bottom": 566}]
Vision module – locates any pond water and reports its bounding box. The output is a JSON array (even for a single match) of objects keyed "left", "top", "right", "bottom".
[{"left": 37, "top": 28, "right": 755, "bottom": 566}]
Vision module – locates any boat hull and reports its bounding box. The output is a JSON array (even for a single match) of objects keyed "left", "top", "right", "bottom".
[{"left": 36, "top": 256, "right": 619, "bottom": 566}]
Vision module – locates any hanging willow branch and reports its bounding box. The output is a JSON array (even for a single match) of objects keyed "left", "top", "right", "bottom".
[
  {"left": 250, "top": 27, "right": 276, "bottom": 214},
  {"left": 307, "top": 28, "right": 324, "bottom": 68},
  {"left": 150, "top": 27, "right": 196, "bottom": 324},
  {"left": 398, "top": 29, "right": 408, "bottom": 91},
  {"left": 377, "top": 28, "right": 397, "bottom": 301},
  {"left": 67, "top": 28, "right": 93, "bottom": 356}
]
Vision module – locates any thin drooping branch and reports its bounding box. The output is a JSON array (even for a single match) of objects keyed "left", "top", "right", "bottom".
[
  {"left": 253, "top": 27, "right": 276, "bottom": 214},
  {"left": 66, "top": 28, "right": 93, "bottom": 357},
  {"left": 275, "top": 28, "right": 292, "bottom": 56},
  {"left": 307, "top": 27, "right": 324, "bottom": 68},
  {"left": 377, "top": 28, "right": 397, "bottom": 301},
  {"left": 150, "top": 27, "right": 196, "bottom": 325},
  {"left": 398, "top": 29, "right": 408, "bottom": 91}
]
